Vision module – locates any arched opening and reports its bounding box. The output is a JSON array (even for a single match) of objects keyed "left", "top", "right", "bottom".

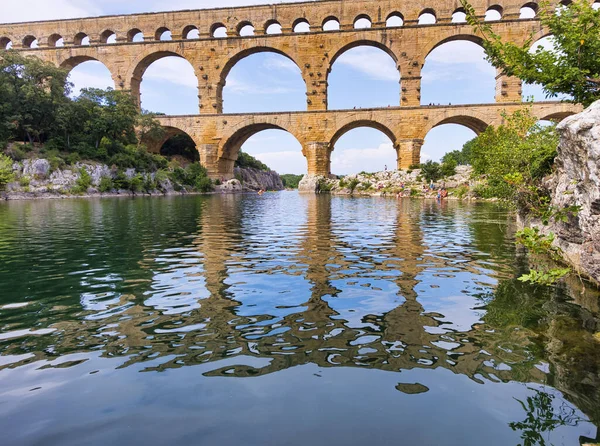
[
  {"left": 220, "top": 125, "right": 304, "bottom": 176},
  {"left": 540, "top": 111, "right": 575, "bottom": 122},
  {"left": 238, "top": 22, "right": 255, "bottom": 36},
  {"left": 211, "top": 23, "right": 228, "bottom": 38},
  {"left": 328, "top": 43, "right": 400, "bottom": 109},
  {"left": 22, "top": 36, "right": 38, "bottom": 49},
  {"left": 74, "top": 33, "right": 90, "bottom": 46},
  {"left": 158, "top": 130, "right": 200, "bottom": 164},
  {"left": 222, "top": 50, "right": 305, "bottom": 113},
  {"left": 100, "top": 30, "right": 117, "bottom": 44},
  {"left": 156, "top": 28, "right": 172, "bottom": 41},
  {"left": 48, "top": 34, "right": 64, "bottom": 47},
  {"left": 520, "top": 3, "right": 538, "bottom": 18},
  {"left": 265, "top": 20, "right": 282, "bottom": 34},
  {"left": 183, "top": 26, "right": 199, "bottom": 39},
  {"left": 293, "top": 19, "right": 310, "bottom": 33},
  {"left": 135, "top": 53, "right": 199, "bottom": 115},
  {"left": 522, "top": 35, "right": 570, "bottom": 102},
  {"left": 419, "top": 9, "right": 437, "bottom": 25},
  {"left": 386, "top": 12, "right": 404, "bottom": 27},
  {"left": 128, "top": 29, "right": 144, "bottom": 42},
  {"left": 66, "top": 60, "right": 115, "bottom": 97},
  {"left": 323, "top": 17, "right": 340, "bottom": 31},
  {"left": 354, "top": 15, "right": 372, "bottom": 29},
  {"left": 330, "top": 125, "right": 397, "bottom": 175},
  {"left": 485, "top": 5, "right": 503, "bottom": 21},
  {"left": 0, "top": 37, "right": 12, "bottom": 50},
  {"left": 452, "top": 8, "right": 467, "bottom": 23},
  {"left": 421, "top": 39, "right": 495, "bottom": 105},
  {"left": 422, "top": 121, "right": 483, "bottom": 164},
  {"left": 239, "top": 129, "right": 304, "bottom": 175}
]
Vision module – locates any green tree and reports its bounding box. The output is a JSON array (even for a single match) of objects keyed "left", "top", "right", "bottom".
[
  {"left": 235, "top": 151, "right": 269, "bottom": 171},
  {"left": 281, "top": 174, "right": 303, "bottom": 189},
  {"left": 0, "top": 51, "right": 71, "bottom": 144},
  {"left": 442, "top": 138, "right": 475, "bottom": 165},
  {"left": 420, "top": 160, "right": 442, "bottom": 183},
  {"left": 462, "top": 0, "right": 600, "bottom": 106},
  {"left": 0, "top": 153, "right": 14, "bottom": 190}
]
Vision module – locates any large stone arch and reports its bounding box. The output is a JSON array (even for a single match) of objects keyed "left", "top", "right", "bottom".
[
  {"left": 326, "top": 40, "right": 401, "bottom": 109},
  {"left": 217, "top": 46, "right": 305, "bottom": 112},
  {"left": 217, "top": 121, "right": 305, "bottom": 176},
  {"left": 58, "top": 55, "right": 118, "bottom": 90},
  {"left": 128, "top": 48, "right": 199, "bottom": 110},
  {"left": 421, "top": 33, "right": 485, "bottom": 62},
  {"left": 328, "top": 39, "right": 399, "bottom": 72},
  {"left": 423, "top": 113, "right": 491, "bottom": 137},
  {"left": 329, "top": 119, "right": 399, "bottom": 150},
  {"left": 539, "top": 110, "right": 576, "bottom": 123},
  {"left": 143, "top": 125, "right": 195, "bottom": 154}
]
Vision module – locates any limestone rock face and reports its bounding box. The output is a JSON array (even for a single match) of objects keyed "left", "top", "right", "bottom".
[
  {"left": 233, "top": 167, "right": 284, "bottom": 191},
  {"left": 217, "top": 179, "right": 243, "bottom": 192},
  {"left": 298, "top": 175, "right": 325, "bottom": 193},
  {"left": 550, "top": 101, "right": 600, "bottom": 283},
  {"left": 22, "top": 159, "right": 51, "bottom": 179}
]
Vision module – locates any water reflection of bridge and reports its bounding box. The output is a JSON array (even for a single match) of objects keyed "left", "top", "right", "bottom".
[{"left": 3, "top": 195, "right": 598, "bottom": 430}]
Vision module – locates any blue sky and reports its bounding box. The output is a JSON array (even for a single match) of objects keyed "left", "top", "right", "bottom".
[{"left": 4, "top": 0, "right": 555, "bottom": 175}]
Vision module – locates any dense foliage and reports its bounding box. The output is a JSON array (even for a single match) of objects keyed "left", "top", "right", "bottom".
[
  {"left": 442, "top": 139, "right": 475, "bottom": 166},
  {"left": 462, "top": 0, "right": 600, "bottom": 106},
  {"left": 469, "top": 109, "right": 559, "bottom": 207},
  {"left": 235, "top": 151, "right": 269, "bottom": 171},
  {"left": 280, "top": 174, "right": 303, "bottom": 189}
]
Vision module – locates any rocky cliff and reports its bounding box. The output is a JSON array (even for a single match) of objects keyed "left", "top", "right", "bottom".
[
  {"left": 234, "top": 167, "right": 284, "bottom": 191},
  {"left": 548, "top": 101, "right": 600, "bottom": 284}
]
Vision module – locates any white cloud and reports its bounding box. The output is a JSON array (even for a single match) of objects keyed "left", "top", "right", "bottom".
[
  {"left": 262, "top": 57, "right": 300, "bottom": 73},
  {"left": 143, "top": 58, "right": 198, "bottom": 89},
  {"left": 2, "top": 0, "right": 99, "bottom": 23},
  {"left": 1, "top": 0, "right": 315, "bottom": 23},
  {"left": 69, "top": 71, "right": 114, "bottom": 96},
  {"left": 331, "top": 142, "right": 397, "bottom": 175},
  {"left": 226, "top": 76, "right": 300, "bottom": 95},
  {"left": 335, "top": 48, "right": 400, "bottom": 82}
]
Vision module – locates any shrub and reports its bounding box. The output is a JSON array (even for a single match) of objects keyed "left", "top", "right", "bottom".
[
  {"left": 19, "top": 176, "right": 31, "bottom": 187},
  {"left": 348, "top": 178, "right": 360, "bottom": 193},
  {"left": 441, "top": 159, "right": 457, "bottom": 177},
  {"left": 129, "top": 174, "right": 144, "bottom": 193},
  {"left": 420, "top": 161, "right": 442, "bottom": 183},
  {"left": 72, "top": 167, "right": 92, "bottom": 194},
  {"left": 65, "top": 152, "right": 81, "bottom": 165},
  {"left": 0, "top": 154, "right": 15, "bottom": 190},
  {"left": 194, "top": 176, "right": 213, "bottom": 192},
  {"left": 113, "top": 171, "right": 131, "bottom": 190},
  {"left": 4, "top": 145, "right": 26, "bottom": 161},
  {"left": 453, "top": 185, "right": 470, "bottom": 199},
  {"left": 98, "top": 177, "right": 114, "bottom": 193}
]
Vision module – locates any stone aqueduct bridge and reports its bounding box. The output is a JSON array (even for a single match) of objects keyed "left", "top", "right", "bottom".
[{"left": 0, "top": 0, "right": 582, "bottom": 178}]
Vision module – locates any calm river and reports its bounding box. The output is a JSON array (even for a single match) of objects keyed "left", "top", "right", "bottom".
[{"left": 0, "top": 192, "right": 599, "bottom": 446}]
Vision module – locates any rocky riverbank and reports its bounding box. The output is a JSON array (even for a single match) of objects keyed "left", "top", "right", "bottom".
[
  {"left": 1, "top": 158, "right": 284, "bottom": 200},
  {"left": 544, "top": 101, "right": 600, "bottom": 285},
  {"left": 298, "top": 165, "right": 476, "bottom": 199}
]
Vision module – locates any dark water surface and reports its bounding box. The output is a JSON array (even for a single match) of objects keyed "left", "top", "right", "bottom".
[{"left": 1, "top": 192, "right": 599, "bottom": 446}]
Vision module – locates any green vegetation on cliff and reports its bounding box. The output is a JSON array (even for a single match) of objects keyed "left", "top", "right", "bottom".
[
  {"left": 235, "top": 151, "right": 269, "bottom": 171},
  {"left": 0, "top": 51, "right": 216, "bottom": 193}
]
